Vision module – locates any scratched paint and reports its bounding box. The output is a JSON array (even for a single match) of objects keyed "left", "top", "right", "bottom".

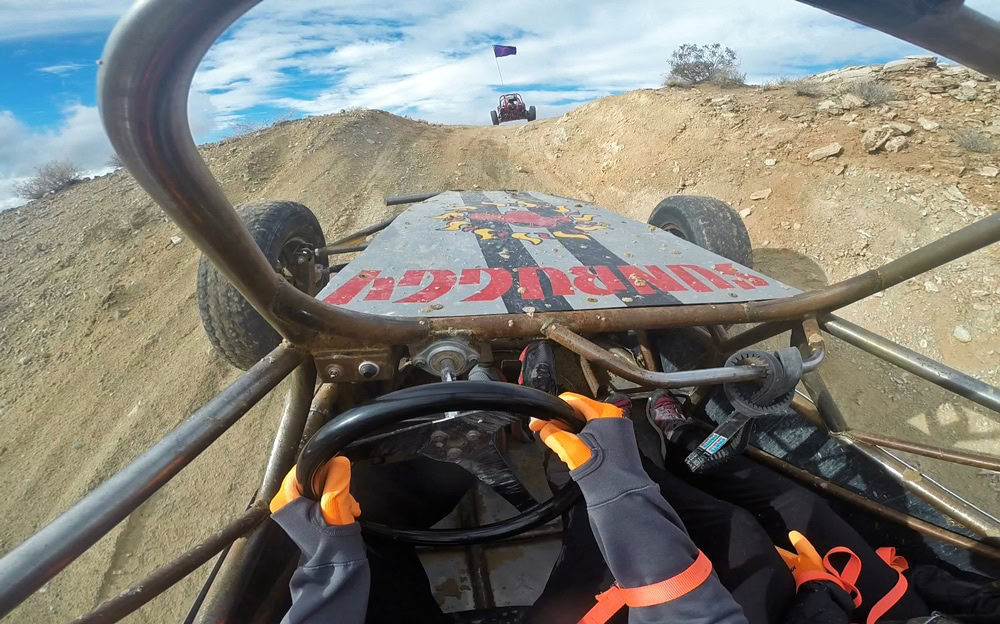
[{"left": 316, "top": 191, "right": 798, "bottom": 317}]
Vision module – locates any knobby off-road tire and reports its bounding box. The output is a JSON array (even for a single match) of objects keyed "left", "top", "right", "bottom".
[
  {"left": 647, "top": 195, "right": 753, "bottom": 268},
  {"left": 491, "top": 110, "right": 500, "bottom": 125},
  {"left": 196, "top": 200, "right": 328, "bottom": 370},
  {"left": 527, "top": 105, "right": 537, "bottom": 122}
]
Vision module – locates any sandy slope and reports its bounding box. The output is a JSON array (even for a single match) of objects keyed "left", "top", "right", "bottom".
[{"left": 0, "top": 61, "right": 998, "bottom": 621}]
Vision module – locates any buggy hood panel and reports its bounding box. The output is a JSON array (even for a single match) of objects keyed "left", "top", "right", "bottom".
[{"left": 316, "top": 191, "right": 798, "bottom": 317}]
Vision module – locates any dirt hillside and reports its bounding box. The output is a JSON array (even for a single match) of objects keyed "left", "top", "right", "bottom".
[{"left": 1, "top": 56, "right": 998, "bottom": 622}]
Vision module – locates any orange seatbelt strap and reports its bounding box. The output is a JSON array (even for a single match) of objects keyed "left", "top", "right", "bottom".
[
  {"left": 793, "top": 544, "right": 910, "bottom": 624},
  {"left": 864, "top": 547, "right": 910, "bottom": 624},
  {"left": 577, "top": 550, "right": 713, "bottom": 624}
]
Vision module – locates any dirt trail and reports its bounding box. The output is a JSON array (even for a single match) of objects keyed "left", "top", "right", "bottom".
[{"left": 1, "top": 59, "right": 998, "bottom": 621}]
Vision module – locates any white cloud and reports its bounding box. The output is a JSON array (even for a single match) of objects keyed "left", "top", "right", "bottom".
[{"left": 37, "top": 62, "right": 89, "bottom": 75}]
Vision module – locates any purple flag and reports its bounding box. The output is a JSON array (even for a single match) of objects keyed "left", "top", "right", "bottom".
[{"left": 493, "top": 44, "right": 517, "bottom": 58}]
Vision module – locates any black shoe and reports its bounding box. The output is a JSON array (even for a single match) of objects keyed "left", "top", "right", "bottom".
[{"left": 645, "top": 390, "right": 689, "bottom": 459}]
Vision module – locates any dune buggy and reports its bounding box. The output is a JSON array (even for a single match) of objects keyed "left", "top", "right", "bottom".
[
  {"left": 492, "top": 93, "right": 536, "bottom": 125},
  {"left": 1, "top": 0, "right": 999, "bottom": 622}
]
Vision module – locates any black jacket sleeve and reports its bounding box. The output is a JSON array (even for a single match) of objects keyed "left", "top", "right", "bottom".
[
  {"left": 570, "top": 418, "right": 748, "bottom": 624},
  {"left": 271, "top": 498, "right": 370, "bottom": 624}
]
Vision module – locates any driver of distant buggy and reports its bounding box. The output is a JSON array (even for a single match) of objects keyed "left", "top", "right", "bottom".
[{"left": 270, "top": 342, "right": 999, "bottom": 624}]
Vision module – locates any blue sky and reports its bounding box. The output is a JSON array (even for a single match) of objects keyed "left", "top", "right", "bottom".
[{"left": 2, "top": 0, "right": 999, "bottom": 209}]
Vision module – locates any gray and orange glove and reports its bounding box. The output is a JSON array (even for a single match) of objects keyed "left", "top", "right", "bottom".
[
  {"left": 270, "top": 456, "right": 362, "bottom": 526},
  {"left": 529, "top": 392, "right": 625, "bottom": 469}
]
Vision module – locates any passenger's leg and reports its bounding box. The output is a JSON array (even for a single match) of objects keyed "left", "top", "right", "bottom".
[
  {"left": 642, "top": 456, "right": 795, "bottom": 624},
  {"left": 351, "top": 457, "right": 476, "bottom": 624},
  {"left": 664, "top": 425, "right": 930, "bottom": 622}
]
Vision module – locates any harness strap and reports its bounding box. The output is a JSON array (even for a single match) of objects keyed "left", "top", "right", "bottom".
[
  {"left": 578, "top": 550, "right": 712, "bottom": 624},
  {"left": 794, "top": 544, "right": 910, "bottom": 624},
  {"left": 865, "top": 548, "right": 910, "bottom": 624}
]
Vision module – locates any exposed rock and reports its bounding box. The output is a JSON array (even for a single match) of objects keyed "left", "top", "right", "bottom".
[
  {"left": 904, "top": 54, "right": 938, "bottom": 64},
  {"left": 841, "top": 113, "right": 859, "bottom": 123},
  {"left": 750, "top": 188, "right": 772, "bottom": 201},
  {"left": 968, "top": 69, "right": 990, "bottom": 82},
  {"left": 711, "top": 95, "right": 734, "bottom": 106},
  {"left": 884, "top": 122, "right": 913, "bottom": 136},
  {"left": 840, "top": 94, "right": 866, "bottom": 109},
  {"left": 940, "top": 66, "right": 970, "bottom": 78},
  {"left": 862, "top": 129, "right": 891, "bottom": 153},
  {"left": 923, "top": 281, "right": 940, "bottom": 293},
  {"left": 953, "top": 85, "right": 977, "bottom": 102},
  {"left": 976, "top": 166, "right": 999, "bottom": 178},
  {"left": 834, "top": 164, "right": 846, "bottom": 176},
  {"left": 960, "top": 80, "right": 978, "bottom": 89},
  {"left": 807, "top": 142, "right": 843, "bottom": 161},
  {"left": 816, "top": 99, "right": 842, "bottom": 113},
  {"left": 885, "top": 136, "right": 908, "bottom": 152},
  {"left": 818, "top": 66, "right": 876, "bottom": 83},
  {"left": 882, "top": 58, "right": 928, "bottom": 73},
  {"left": 917, "top": 118, "right": 940, "bottom": 131},
  {"left": 952, "top": 326, "right": 972, "bottom": 343},
  {"left": 738, "top": 208, "right": 753, "bottom": 218},
  {"left": 764, "top": 158, "right": 777, "bottom": 166},
  {"left": 169, "top": 235, "right": 183, "bottom": 246},
  {"left": 987, "top": 122, "right": 1000, "bottom": 137}
]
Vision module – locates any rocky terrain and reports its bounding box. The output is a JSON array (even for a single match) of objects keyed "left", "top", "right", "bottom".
[{"left": 0, "top": 56, "right": 998, "bottom": 622}]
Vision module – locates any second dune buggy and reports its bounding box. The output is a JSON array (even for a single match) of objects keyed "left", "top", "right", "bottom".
[{"left": 491, "top": 93, "right": 536, "bottom": 125}]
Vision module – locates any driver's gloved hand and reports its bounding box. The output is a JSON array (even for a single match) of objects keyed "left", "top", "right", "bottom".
[
  {"left": 270, "top": 456, "right": 362, "bottom": 526},
  {"left": 529, "top": 392, "right": 625, "bottom": 469},
  {"left": 269, "top": 458, "right": 370, "bottom": 624}
]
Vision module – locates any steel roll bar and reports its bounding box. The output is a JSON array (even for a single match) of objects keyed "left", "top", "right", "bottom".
[
  {"left": 98, "top": 0, "right": 1000, "bottom": 352},
  {"left": 0, "top": 345, "right": 304, "bottom": 618}
]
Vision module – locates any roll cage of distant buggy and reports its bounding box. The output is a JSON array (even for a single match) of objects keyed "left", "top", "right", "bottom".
[{"left": 1, "top": 0, "right": 1000, "bottom": 622}]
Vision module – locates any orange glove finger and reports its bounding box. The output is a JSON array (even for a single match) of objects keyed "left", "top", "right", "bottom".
[
  {"left": 531, "top": 420, "right": 592, "bottom": 469},
  {"left": 528, "top": 416, "right": 571, "bottom": 433},
  {"left": 559, "top": 392, "right": 624, "bottom": 422},
  {"left": 318, "top": 456, "right": 362, "bottom": 526},
  {"left": 788, "top": 530, "right": 824, "bottom": 571},
  {"left": 270, "top": 465, "right": 302, "bottom": 514}
]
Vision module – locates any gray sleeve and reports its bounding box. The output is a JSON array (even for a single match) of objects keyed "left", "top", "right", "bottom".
[
  {"left": 570, "top": 418, "right": 748, "bottom": 624},
  {"left": 271, "top": 498, "right": 370, "bottom": 624}
]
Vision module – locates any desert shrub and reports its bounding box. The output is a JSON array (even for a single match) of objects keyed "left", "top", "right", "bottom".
[
  {"left": 665, "top": 43, "right": 741, "bottom": 86},
  {"left": 843, "top": 79, "right": 898, "bottom": 104},
  {"left": 768, "top": 77, "right": 827, "bottom": 97},
  {"left": 954, "top": 131, "right": 996, "bottom": 153},
  {"left": 107, "top": 153, "right": 123, "bottom": 168},
  {"left": 12, "top": 160, "right": 82, "bottom": 200},
  {"left": 706, "top": 67, "right": 747, "bottom": 87}
]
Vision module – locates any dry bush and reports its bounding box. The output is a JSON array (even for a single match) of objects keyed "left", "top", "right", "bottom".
[
  {"left": 843, "top": 79, "right": 898, "bottom": 105},
  {"left": 706, "top": 67, "right": 747, "bottom": 88},
  {"left": 12, "top": 160, "right": 82, "bottom": 200},
  {"left": 773, "top": 77, "right": 826, "bottom": 97},
  {"left": 954, "top": 131, "right": 996, "bottom": 153},
  {"left": 665, "top": 43, "right": 741, "bottom": 86},
  {"left": 107, "top": 153, "right": 124, "bottom": 168}
]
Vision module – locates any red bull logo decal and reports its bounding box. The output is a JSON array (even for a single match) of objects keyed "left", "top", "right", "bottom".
[{"left": 432, "top": 200, "right": 609, "bottom": 244}]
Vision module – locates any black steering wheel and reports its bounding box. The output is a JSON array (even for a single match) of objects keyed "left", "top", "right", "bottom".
[{"left": 296, "top": 381, "right": 583, "bottom": 545}]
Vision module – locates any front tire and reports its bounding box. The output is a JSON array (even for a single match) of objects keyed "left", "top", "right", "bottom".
[
  {"left": 527, "top": 105, "right": 537, "bottom": 122},
  {"left": 196, "top": 200, "right": 328, "bottom": 370},
  {"left": 647, "top": 195, "right": 752, "bottom": 268},
  {"left": 491, "top": 110, "right": 500, "bottom": 125}
]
